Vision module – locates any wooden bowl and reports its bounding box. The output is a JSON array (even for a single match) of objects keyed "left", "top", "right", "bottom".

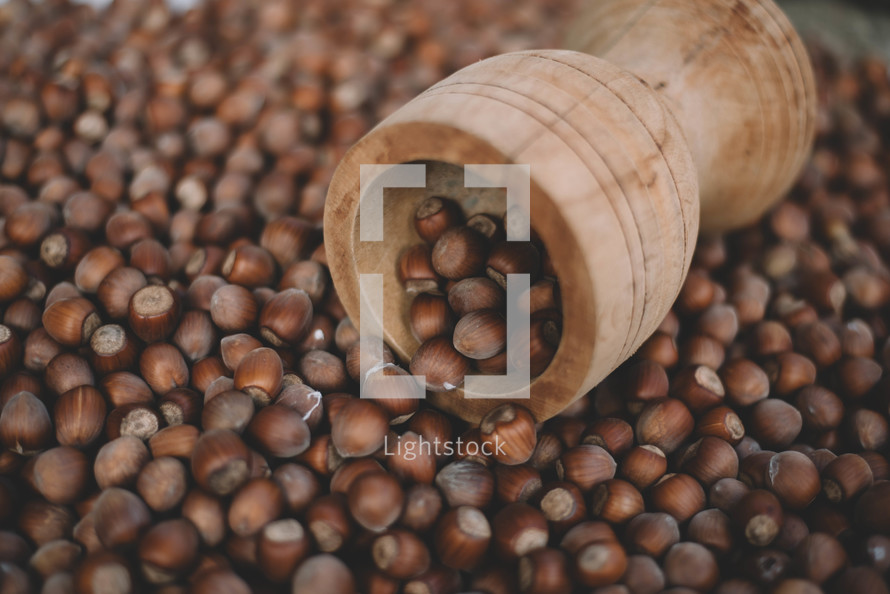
[{"left": 324, "top": 0, "right": 816, "bottom": 422}]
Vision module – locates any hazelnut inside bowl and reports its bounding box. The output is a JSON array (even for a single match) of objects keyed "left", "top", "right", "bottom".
[{"left": 329, "top": 157, "right": 582, "bottom": 423}]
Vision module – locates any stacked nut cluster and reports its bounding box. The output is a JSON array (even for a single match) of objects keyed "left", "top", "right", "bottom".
[
  {"left": 0, "top": 0, "right": 890, "bottom": 593},
  {"left": 401, "top": 196, "right": 561, "bottom": 392}
]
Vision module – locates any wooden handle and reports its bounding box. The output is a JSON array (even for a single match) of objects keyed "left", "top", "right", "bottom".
[
  {"left": 324, "top": 0, "right": 815, "bottom": 422},
  {"left": 566, "top": 0, "right": 817, "bottom": 231}
]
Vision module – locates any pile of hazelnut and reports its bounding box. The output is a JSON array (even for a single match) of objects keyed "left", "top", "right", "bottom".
[
  {"left": 0, "top": 0, "right": 889, "bottom": 593},
  {"left": 401, "top": 196, "right": 562, "bottom": 392}
]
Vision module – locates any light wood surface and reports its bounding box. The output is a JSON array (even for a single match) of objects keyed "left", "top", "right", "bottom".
[{"left": 324, "top": 0, "right": 816, "bottom": 422}]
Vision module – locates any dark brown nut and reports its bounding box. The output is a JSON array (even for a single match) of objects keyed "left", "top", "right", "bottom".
[
  {"left": 138, "top": 519, "right": 200, "bottom": 584},
  {"left": 372, "top": 529, "right": 431, "bottom": 579},
  {"left": 774, "top": 513, "right": 810, "bottom": 553},
  {"left": 795, "top": 386, "right": 844, "bottom": 432},
  {"left": 637, "top": 331, "right": 680, "bottom": 369},
  {"left": 32, "top": 447, "right": 88, "bottom": 504},
  {"left": 589, "top": 479, "right": 644, "bottom": 524},
  {"left": 537, "top": 481, "right": 586, "bottom": 535},
  {"left": 634, "top": 398, "right": 694, "bottom": 454},
  {"left": 258, "top": 288, "right": 313, "bottom": 347},
  {"left": 619, "top": 445, "right": 667, "bottom": 489},
  {"left": 479, "top": 403, "right": 537, "bottom": 466},
  {"left": 842, "top": 319, "right": 875, "bottom": 358},
  {"left": 171, "top": 310, "right": 215, "bottom": 362},
  {"left": 233, "top": 347, "right": 282, "bottom": 406},
  {"left": 88, "top": 324, "right": 139, "bottom": 376},
  {"left": 822, "top": 453, "right": 874, "bottom": 503},
  {"left": 620, "top": 554, "right": 665, "bottom": 594},
  {"left": 202, "top": 390, "right": 254, "bottom": 433},
  {"left": 323, "top": 395, "right": 388, "bottom": 456},
  {"left": 257, "top": 518, "right": 310, "bottom": 583},
  {"left": 0, "top": 391, "right": 52, "bottom": 454},
  {"left": 431, "top": 226, "right": 489, "bottom": 281},
  {"left": 436, "top": 461, "right": 494, "bottom": 509},
  {"left": 18, "top": 501, "right": 75, "bottom": 547},
  {"left": 677, "top": 269, "right": 715, "bottom": 314},
  {"left": 136, "top": 457, "right": 187, "bottom": 513},
  {"left": 649, "top": 473, "right": 706, "bottom": 523},
  {"left": 448, "top": 277, "right": 505, "bottom": 317},
  {"left": 220, "top": 245, "right": 275, "bottom": 289},
  {"left": 733, "top": 489, "right": 784, "bottom": 547},
  {"left": 688, "top": 508, "right": 734, "bottom": 554},
  {"left": 453, "top": 309, "right": 506, "bottom": 360},
  {"left": 100, "top": 372, "right": 153, "bottom": 408},
  {"left": 837, "top": 356, "right": 883, "bottom": 398},
  {"left": 139, "top": 343, "right": 189, "bottom": 395},
  {"left": 709, "top": 478, "right": 750, "bottom": 513},
  {"left": 795, "top": 321, "right": 841, "bottom": 368},
  {"left": 292, "top": 553, "right": 356, "bottom": 594},
  {"left": 678, "top": 436, "right": 739, "bottom": 487},
  {"left": 298, "top": 349, "right": 349, "bottom": 393},
  {"left": 156, "top": 387, "right": 200, "bottom": 427},
  {"left": 228, "top": 478, "right": 284, "bottom": 537},
  {"left": 273, "top": 463, "right": 321, "bottom": 516},
  {"left": 181, "top": 489, "right": 226, "bottom": 548},
  {"left": 792, "top": 532, "right": 847, "bottom": 584},
  {"left": 54, "top": 385, "right": 106, "bottom": 448},
  {"left": 191, "top": 429, "right": 251, "bottom": 496},
  {"left": 517, "top": 547, "right": 571, "bottom": 594},
  {"left": 415, "top": 196, "right": 464, "bottom": 244},
  {"left": 28, "top": 539, "right": 82, "bottom": 579},
  {"left": 191, "top": 355, "right": 229, "bottom": 395},
  {"left": 93, "top": 488, "right": 151, "bottom": 549},
  {"left": 580, "top": 418, "right": 633, "bottom": 457},
  {"left": 23, "top": 328, "right": 62, "bottom": 372},
  {"left": 854, "top": 481, "right": 890, "bottom": 533},
  {"left": 148, "top": 423, "right": 199, "bottom": 460},
  {"left": 398, "top": 244, "right": 440, "bottom": 294},
  {"left": 847, "top": 408, "right": 889, "bottom": 451},
  {"left": 210, "top": 284, "right": 258, "bottom": 332},
  {"left": 73, "top": 552, "right": 134, "bottom": 594},
  {"left": 750, "top": 320, "right": 793, "bottom": 357},
  {"left": 748, "top": 399, "right": 802, "bottom": 449},
  {"left": 720, "top": 358, "right": 770, "bottom": 407},
  {"left": 696, "top": 406, "right": 746, "bottom": 445},
  {"left": 573, "top": 539, "right": 627, "bottom": 588},
  {"left": 345, "top": 471, "right": 404, "bottom": 533},
  {"left": 831, "top": 567, "right": 889, "bottom": 594},
  {"left": 46, "top": 352, "right": 94, "bottom": 395},
  {"left": 94, "top": 436, "right": 150, "bottom": 489},
  {"left": 764, "top": 352, "right": 817, "bottom": 396},
  {"left": 491, "top": 502, "right": 548, "bottom": 560},
  {"left": 556, "top": 445, "right": 617, "bottom": 492},
  {"left": 697, "top": 303, "right": 739, "bottom": 344},
  {"left": 616, "top": 512, "right": 681, "bottom": 558},
  {"left": 39, "top": 227, "right": 90, "bottom": 271},
  {"left": 739, "top": 450, "right": 776, "bottom": 488},
  {"left": 663, "top": 542, "right": 719, "bottom": 592},
  {"left": 559, "top": 521, "right": 618, "bottom": 554},
  {"left": 220, "top": 333, "right": 262, "bottom": 373},
  {"left": 127, "top": 285, "right": 180, "bottom": 343},
  {"left": 0, "top": 256, "right": 28, "bottom": 303},
  {"left": 74, "top": 246, "right": 125, "bottom": 293},
  {"left": 279, "top": 260, "right": 328, "bottom": 305},
  {"left": 486, "top": 241, "right": 540, "bottom": 289},
  {"left": 680, "top": 334, "right": 726, "bottom": 369},
  {"left": 494, "top": 464, "right": 542, "bottom": 504},
  {"left": 409, "top": 292, "right": 453, "bottom": 343},
  {"left": 42, "top": 297, "right": 101, "bottom": 347},
  {"left": 670, "top": 365, "right": 725, "bottom": 413},
  {"left": 408, "top": 337, "right": 470, "bottom": 393},
  {"left": 246, "top": 405, "right": 311, "bottom": 459},
  {"left": 386, "top": 431, "right": 437, "bottom": 485},
  {"left": 764, "top": 451, "right": 820, "bottom": 510}
]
